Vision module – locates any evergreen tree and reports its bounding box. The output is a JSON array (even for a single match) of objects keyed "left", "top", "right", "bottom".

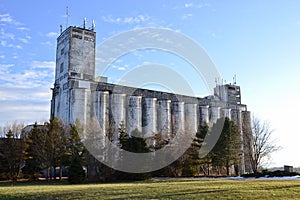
[
  {"left": 117, "top": 123, "right": 150, "bottom": 180},
  {"left": 182, "top": 123, "right": 210, "bottom": 176},
  {"left": 211, "top": 117, "right": 241, "bottom": 176},
  {"left": 65, "top": 121, "right": 89, "bottom": 184},
  {"left": 23, "top": 123, "right": 44, "bottom": 181},
  {"left": 44, "top": 118, "right": 66, "bottom": 180},
  {"left": 68, "top": 156, "right": 86, "bottom": 184}
]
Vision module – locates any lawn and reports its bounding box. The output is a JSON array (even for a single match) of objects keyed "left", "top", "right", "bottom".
[{"left": 1, "top": 178, "right": 300, "bottom": 199}]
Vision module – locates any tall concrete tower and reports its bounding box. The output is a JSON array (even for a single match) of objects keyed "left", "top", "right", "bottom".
[{"left": 50, "top": 25, "right": 96, "bottom": 123}]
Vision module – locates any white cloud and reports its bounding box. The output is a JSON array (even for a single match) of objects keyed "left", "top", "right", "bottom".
[
  {"left": 19, "top": 38, "right": 29, "bottom": 44},
  {"left": 0, "top": 28, "right": 15, "bottom": 40},
  {"left": 46, "top": 31, "right": 58, "bottom": 38},
  {"left": 0, "top": 40, "right": 7, "bottom": 46},
  {"left": 41, "top": 41, "right": 54, "bottom": 46},
  {"left": 0, "top": 40, "right": 22, "bottom": 49},
  {"left": 0, "top": 60, "right": 55, "bottom": 125},
  {"left": 0, "top": 14, "right": 13, "bottom": 23},
  {"left": 0, "top": 55, "right": 4, "bottom": 59},
  {"left": 184, "top": 3, "right": 193, "bottom": 8},
  {"left": 17, "top": 27, "right": 30, "bottom": 31},
  {"left": 182, "top": 14, "right": 193, "bottom": 19},
  {"left": 183, "top": 3, "right": 210, "bottom": 9},
  {"left": 31, "top": 61, "right": 55, "bottom": 69},
  {"left": 102, "top": 15, "right": 151, "bottom": 24},
  {"left": 0, "top": 13, "right": 22, "bottom": 26},
  {"left": 118, "top": 67, "right": 126, "bottom": 71},
  {"left": 0, "top": 64, "right": 13, "bottom": 73},
  {"left": 0, "top": 61, "right": 54, "bottom": 89}
]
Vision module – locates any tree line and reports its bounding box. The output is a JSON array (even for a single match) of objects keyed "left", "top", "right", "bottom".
[{"left": 0, "top": 116, "right": 279, "bottom": 184}]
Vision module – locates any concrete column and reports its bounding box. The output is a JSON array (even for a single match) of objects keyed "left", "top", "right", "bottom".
[
  {"left": 242, "top": 111, "right": 253, "bottom": 173},
  {"left": 93, "top": 91, "right": 109, "bottom": 137},
  {"left": 70, "top": 88, "right": 91, "bottom": 124},
  {"left": 231, "top": 107, "right": 245, "bottom": 174},
  {"left": 200, "top": 105, "right": 209, "bottom": 125},
  {"left": 210, "top": 106, "right": 220, "bottom": 124},
  {"left": 110, "top": 93, "right": 127, "bottom": 141},
  {"left": 222, "top": 108, "right": 231, "bottom": 119},
  {"left": 171, "top": 102, "right": 185, "bottom": 134},
  {"left": 185, "top": 103, "right": 197, "bottom": 135},
  {"left": 70, "top": 88, "right": 91, "bottom": 137},
  {"left": 157, "top": 100, "right": 171, "bottom": 139},
  {"left": 127, "top": 96, "right": 142, "bottom": 136},
  {"left": 142, "top": 98, "right": 157, "bottom": 137},
  {"left": 231, "top": 108, "right": 242, "bottom": 128}
]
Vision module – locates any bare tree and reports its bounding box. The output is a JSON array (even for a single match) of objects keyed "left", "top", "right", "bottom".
[{"left": 251, "top": 117, "right": 280, "bottom": 172}]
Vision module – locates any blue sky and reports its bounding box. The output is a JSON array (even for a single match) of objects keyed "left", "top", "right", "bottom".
[{"left": 1, "top": 0, "right": 300, "bottom": 167}]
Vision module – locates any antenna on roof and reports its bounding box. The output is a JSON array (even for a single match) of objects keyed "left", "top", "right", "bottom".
[
  {"left": 83, "top": 17, "right": 87, "bottom": 29},
  {"left": 233, "top": 74, "right": 237, "bottom": 85},
  {"left": 91, "top": 20, "right": 95, "bottom": 31},
  {"left": 66, "top": 6, "right": 69, "bottom": 28},
  {"left": 60, "top": 25, "right": 63, "bottom": 33}
]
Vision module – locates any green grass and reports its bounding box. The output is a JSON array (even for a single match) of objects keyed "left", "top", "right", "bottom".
[{"left": 1, "top": 178, "right": 300, "bottom": 199}]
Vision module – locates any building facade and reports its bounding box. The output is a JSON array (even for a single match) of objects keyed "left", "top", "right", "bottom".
[{"left": 51, "top": 25, "right": 253, "bottom": 174}]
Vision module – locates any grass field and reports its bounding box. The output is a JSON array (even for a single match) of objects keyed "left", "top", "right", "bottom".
[{"left": 1, "top": 178, "right": 300, "bottom": 199}]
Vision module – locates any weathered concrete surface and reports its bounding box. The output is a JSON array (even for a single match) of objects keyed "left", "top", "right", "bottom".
[
  {"left": 142, "top": 98, "right": 157, "bottom": 137},
  {"left": 157, "top": 100, "right": 171, "bottom": 139},
  {"left": 127, "top": 96, "right": 142, "bottom": 136},
  {"left": 171, "top": 102, "right": 185, "bottom": 134}
]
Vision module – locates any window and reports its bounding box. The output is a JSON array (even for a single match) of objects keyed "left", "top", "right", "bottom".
[
  {"left": 84, "top": 36, "right": 94, "bottom": 42},
  {"left": 60, "top": 62, "right": 64, "bottom": 73},
  {"left": 72, "top": 34, "right": 82, "bottom": 39},
  {"left": 61, "top": 48, "right": 64, "bottom": 55}
]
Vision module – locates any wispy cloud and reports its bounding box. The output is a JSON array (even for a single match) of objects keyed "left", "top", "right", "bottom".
[
  {"left": 0, "top": 61, "right": 54, "bottom": 88},
  {"left": 31, "top": 61, "right": 55, "bottom": 69},
  {"left": 186, "top": 2, "right": 209, "bottom": 9},
  {"left": 102, "top": 15, "right": 151, "bottom": 24},
  {"left": 182, "top": 13, "right": 193, "bottom": 20},
  {"left": 19, "top": 38, "right": 29, "bottom": 44},
  {"left": 184, "top": 3, "right": 193, "bottom": 8},
  {"left": 17, "top": 27, "right": 30, "bottom": 31},
  {"left": 0, "top": 64, "right": 13, "bottom": 74},
  {"left": 46, "top": 31, "right": 58, "bottom": 38},
  {"left": 41, "top": 41, "right": 54, "bottom": 46},
  {"left": 0, "top": 13, "right": 22, "bottom": 26},
  {"left": 0, "top": 28, "right": 15, "bottom": 40},
  {"left": 0, "top": 40, "right": 22, "bottom": 49}
]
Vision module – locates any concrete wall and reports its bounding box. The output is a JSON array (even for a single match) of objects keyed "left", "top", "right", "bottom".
[
  {"left": 110, "top": 93, "right": 127, "bottom": 142},
  {"left": 127, "top": 96, "right": 142, "bottom": 136},
  {"left": 222, "top": 108, "right": 231, "bottom": 119},
  {"left": 171, "top": 102, "right": 185, "bottom": 134},
  {"left": 142, "top": 98, "right": 157, "bottom": 137},
  {"left": 157, "top": 100, "right": 171, "bottom": 139},
  {"left": 242, "top": 111, "right": 253, "bottom": 173},
  {"left": 92, "top": 91, "right": 109, "bottom": 138},
  {"left": 185, "top": 103, "right": 198, "bottom": 136},
  {"left": 200, "top": 105, "right": 209, "bottom": 125},
  {"left": 210, "top": 106, "right": 220, "bottom": 124}
]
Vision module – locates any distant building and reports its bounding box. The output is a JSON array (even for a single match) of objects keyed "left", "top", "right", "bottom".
[
  {"left": 284, "top": 165, "right": 293, "bottom": 173},
  {"left": 50, "top": 24, "right": 253, "bottom": 174}
]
